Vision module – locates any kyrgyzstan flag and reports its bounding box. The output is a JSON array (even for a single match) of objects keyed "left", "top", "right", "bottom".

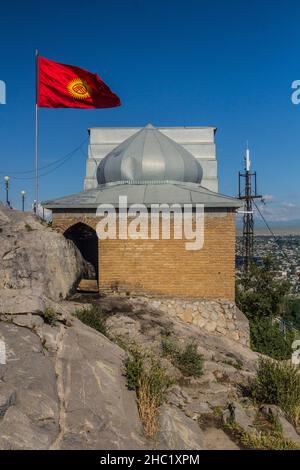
[{"left": 37, "top": 56, "right": 121, "bottom": 109}]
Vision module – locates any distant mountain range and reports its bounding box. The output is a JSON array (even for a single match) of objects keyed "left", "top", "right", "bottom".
[{"left": 236, "top": 218, "right": 300, "bottom": 235}]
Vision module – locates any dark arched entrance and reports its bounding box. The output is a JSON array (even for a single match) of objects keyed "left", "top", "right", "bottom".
[{"left": 64, "top": 223, "right": 98, "bottom": 280}]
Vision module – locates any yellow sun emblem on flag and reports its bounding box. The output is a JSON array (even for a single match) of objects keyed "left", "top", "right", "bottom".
[{"left": 67, "top": 78, "right": 91, "bottom": 100}]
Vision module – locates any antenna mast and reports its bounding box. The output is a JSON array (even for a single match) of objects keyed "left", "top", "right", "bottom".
[{"left": 238, "top": 145, "right": 261, "bottom": 273}]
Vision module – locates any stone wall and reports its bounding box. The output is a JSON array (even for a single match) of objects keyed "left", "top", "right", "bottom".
[
  {"left": 52, "top": 210, "right": 237, "bottom": 301},
  {"left": 127, "top": 295, "right": 250, "bottom": 346}
]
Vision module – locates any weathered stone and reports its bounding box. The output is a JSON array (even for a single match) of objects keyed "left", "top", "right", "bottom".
[
  {"left": 216, "top": 326, "right": 227, "bottom": 335},
  {"left": 0, "top": 205, "right": 91, "bottom": 300},
  {"left": 203, "top": 427, "right": 240, "bottom": 450},
  {"left": 227, "top": 322, "right": 236, "bottom": 331},
  {"left": 210, "top": 311, "right": 219, "bottom": 321},
  {"left": 200, "top": 310, "right": 210, "bottom": 319},
  {"left": 0, "top": 289, "right": 45, "bottom": 315},
  {"left": 181, "top": 310, "right": 193, "bottom": 323},
  {"left": 195, "top": 317, "right": 207, "bottom": 329},
  {"left": 158, "top": 405, "right": 204, "bottom": 450},
  {"left": 205, "top": 321, "right": 217, "bottom": 332},
  {"left": 0, "top": 384, "right": 17, "bottom": 418},
  {"left": 224, "top": 402, "right": 256, "bottom": 434},
  {"left": 184, "top": 402, "right": 211, "bottom": 419},
  {"left": 10, "top": 313, "right": 44, "bottom": 329},
  {"left": 261, "top": 405, "right": 300, "bottom": 445},
  {"left": 0, "top": 406, "right": 52, "bottom": 450},
  {"left": 0, "top": 320, "right": 147, "bottom": 450}
]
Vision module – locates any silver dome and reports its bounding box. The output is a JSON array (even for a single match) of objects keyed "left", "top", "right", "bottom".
[{"left": 97, "top": 124, "right": 203, "bottom": 185}]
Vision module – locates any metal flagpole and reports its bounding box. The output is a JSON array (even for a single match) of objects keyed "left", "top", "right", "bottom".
[{"left": 35, "top": 49, "right": 39, "bottom": 214}]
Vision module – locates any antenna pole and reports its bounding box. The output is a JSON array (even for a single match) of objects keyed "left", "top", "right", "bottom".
[{"left": 238, "top": 145, "right": 262, "bottom": 273}]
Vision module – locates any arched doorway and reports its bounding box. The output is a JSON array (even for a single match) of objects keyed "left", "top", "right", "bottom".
[{"left": 64, "top": 222, "right": 98, "bottom": 281}]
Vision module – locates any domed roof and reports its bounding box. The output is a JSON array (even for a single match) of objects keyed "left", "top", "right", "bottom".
[{"left": 97, "top": 124, "right": 203, "bottom": 185}]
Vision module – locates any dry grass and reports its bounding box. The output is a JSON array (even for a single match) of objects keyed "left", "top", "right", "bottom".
[
  {"left": 137, "top": 375, "right": 160, "bottom": 439},
  {"left": 224, "top": 415, "right": 300, "bottom": 450},
  {"left": 124, "top": 346, "right": 172, "bottom": 439},
  {"left": 241, "top": 430, "right": 300, "bottom": 450}
]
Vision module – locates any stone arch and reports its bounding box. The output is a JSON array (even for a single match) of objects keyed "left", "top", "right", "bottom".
[{"left": 64, "top": 222, "right": 98, "bottom": 280}]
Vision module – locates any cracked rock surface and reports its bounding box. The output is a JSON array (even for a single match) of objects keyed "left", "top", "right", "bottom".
[
  {"left": 2, "top": 204, "right": 300, "bottom": 450},
  {"left": 0, "top": 205, "right": 146, "bottom": 449},
  {"left": 0, "top": 319, "right": 146, "bottom": 449},
  {"left": 0, "top": 205, "right": 90, "bottom": 301}
]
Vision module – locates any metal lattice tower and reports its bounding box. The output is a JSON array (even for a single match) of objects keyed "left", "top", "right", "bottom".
[{"left": 238, "top": 146, "right": 261, "bottom": 273}]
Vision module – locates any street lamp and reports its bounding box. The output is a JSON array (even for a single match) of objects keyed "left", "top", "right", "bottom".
[
  {"left": 4, "top": 176, "right": 10, "bottom": 207},
  {"left": 21, "top": 190, "right": 26, "bottom": 212}
]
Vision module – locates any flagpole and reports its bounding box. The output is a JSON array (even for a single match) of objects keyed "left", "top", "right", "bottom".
[{"left": 35, "top": 49, "right": 39, "bottom": 214}]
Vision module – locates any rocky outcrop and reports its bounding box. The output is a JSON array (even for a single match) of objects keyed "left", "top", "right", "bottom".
[
  {"left": 1, "top": 206, "right": 299, "bottom": 450},
  {"left": 104, "top": 293, "right": 250, "bottom": 346},
  {"left": 222, "top": 401, "right": 256, "bottom": 434},
  {"left": 0, "top": 315, "right": 146, "bottom": 450},
  {"left": 157, "top": 405, "right": 204, "bottom": 450},
  {"left": 0, "top": 205, "right": 88, "bottom": 300},
  {"left": 0, "top": 206, "right": 146, "bottom": 449},
  {"left": 261, "top": 405, "right": 300, "bottom": 445}
]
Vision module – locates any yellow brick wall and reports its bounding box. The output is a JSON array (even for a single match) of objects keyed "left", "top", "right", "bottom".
[{"left": 52, "top": 212, "right": 236, "bottom": 300}]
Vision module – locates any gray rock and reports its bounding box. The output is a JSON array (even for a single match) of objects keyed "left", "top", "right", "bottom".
[
  {"left": 203, "top": 382, "right": 234, "bottom": 408},
  {"left": 224, "top": 402, "right": 256, "bottom": 434},
  {"left": 0, "top": 384, "right": 16, "bottom": 418},
  {"left": 157, "top": 405, "right": 204, "bottom": 449},
  {"left": 0, "top": 205, "right": 89, "bottom": 300},
  {"left": 203, "top": 427, "right": 240, "bottom": 450},
  {"left": 261, "top": 405, "right": 300, "bottom": 445},
  {"left": 0, "top": 406, "right": 52, "bottom": 450},
  {"left": 10, "top": 313, "right": 44, "bottom": 329},
  {"left": 184, "top": 402, "right": 211, "bottom": 419},
  {"left": 0, "top": 320, "right": 147, "bottom": 450},
  {"left": 0, "top": 289, "right": 45, "bottom": 315}
]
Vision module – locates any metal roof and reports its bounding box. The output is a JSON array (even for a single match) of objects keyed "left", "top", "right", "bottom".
[
  {"left": 97, "top": 124, "right": 203, "bottom": 185},
  {"left": 43, "top": 181, "right": 242, "bottom": 209}
]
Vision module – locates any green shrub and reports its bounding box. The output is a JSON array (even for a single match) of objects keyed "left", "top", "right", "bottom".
[
  {"left": 284, "top": 298, "right": 300, "bottom": 331},
  {"left": 124, "top": 347, "right": 172, "bottom": 438},
  {"left": 144, "top": 358, "right": 172, "bottom": 405},
  {"left": 223, "top": 359, "right": 243, "bottom": 370},
  {"left": 124, "top": 347, "right": 144, "bottom": 390},
  {"left": 236, "top": 257, "right": 290, "bottom": 320},
  {"left": 75, "top": 305, "right": 107, "bottom": 336},
  {"left": 177, "top": 342, "right": 203, "bottom": 377},
  {"left": 124, "top": 348, "right": 171, "bottom": 399},
  {"left": 161, "top": 336, "right": 180, "bottom": 359},
  {"left": 227, "top": 422, "right": 300, "bottom": 450},
  {"left": 43, "top": 307, "right": 58, "bottom": 326},
  {"left": 241, "top": 430, "right": 299, "bottom": 450},
  {"left": 250, "top": 318, "right": 295, "bottom": 360},
  {"left": 24, "top": 223, "right": 33, "bottom": 232},
  {"left": 249, "top": 357, "right": 300, "bottom": 426},
  {"left": 162, "top": 337, "right": 204, "bottom": 378}
]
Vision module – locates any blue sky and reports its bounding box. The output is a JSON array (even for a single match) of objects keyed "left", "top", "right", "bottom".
[{"left": 0, "top": 0, "right": 300, "bottom": 221}]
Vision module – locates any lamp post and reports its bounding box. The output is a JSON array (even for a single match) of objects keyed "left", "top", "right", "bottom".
[
  {"left": 4, "top": 176, "right": 10, "bottom": 207},
  {"left": 21, "top": 190, "right": 26, "bottom": 212}
]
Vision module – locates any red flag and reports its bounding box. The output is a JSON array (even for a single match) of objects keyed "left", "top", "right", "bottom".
[{"left": 37, "top": 56, "right": 121, "bottom": 109}]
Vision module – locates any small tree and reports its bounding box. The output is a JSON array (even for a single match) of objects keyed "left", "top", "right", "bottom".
[
  {"left": 236, "top": 257, "right": 290, "bottom": 320},
  {"left": 236, "top": 257, "right": 295, "bottom": 360}
]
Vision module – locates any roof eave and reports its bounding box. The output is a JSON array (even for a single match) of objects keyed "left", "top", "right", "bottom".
[{"left": 43, "top": 202, "right": 242, "bottom": 210}]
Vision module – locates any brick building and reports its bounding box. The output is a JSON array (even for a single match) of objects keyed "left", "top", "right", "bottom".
[{"left": 43, "top": 124, "right": 241, "bottom": 300}]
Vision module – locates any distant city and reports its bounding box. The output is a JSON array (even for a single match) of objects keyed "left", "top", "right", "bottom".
[{"left": 236, "top": 235, "right": 300, "bottom": 295}]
